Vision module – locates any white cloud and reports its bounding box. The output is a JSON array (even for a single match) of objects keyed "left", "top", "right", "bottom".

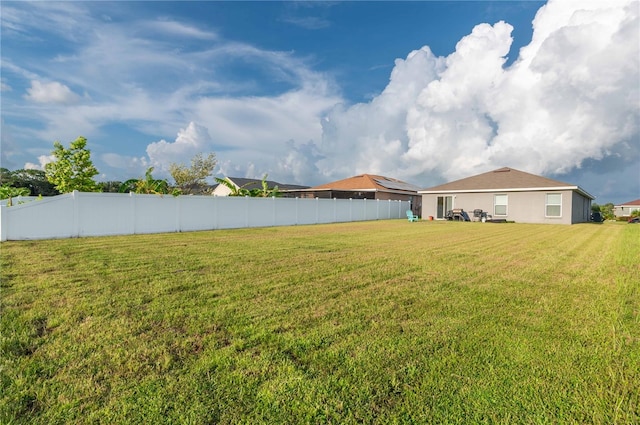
[
  {"left": 281, "top": 16, "right": 331, "bottom": 30},
  {"left": 141, "top": 19, "right": 218, "bottom": 40},
  {"left": 2, "top": 1, "right": 342, "bottom": 183},
  {"left": 145, "top": 122, "right": 214, "bottom": 173},
  {"left": 24, "top": 155, "right": 55, "bottom": 170},
  {"left": 317, "top": 0, "right": 639, "bottom": 186},
  {"left": 4, "top": 0, "right": 637, "bottom": 196},
  {"left": 25, "top": 80, "right": 80, "bottom": 104},
  {"left": 101, "top": 153, "right": 147, "bottom": 169}
]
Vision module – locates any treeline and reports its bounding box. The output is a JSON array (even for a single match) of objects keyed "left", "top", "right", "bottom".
[
  {"left": 1, "top": 168, "right": 59, "bottom": 197},
  {"left": 591, "top": 202, "right": 615, "bottom": 220},
  {"left": 1, "top": 136, "right": 279, "bottom": 200},
  {"left": 1, "top": 137, "right": 217, "bottom": 199}
]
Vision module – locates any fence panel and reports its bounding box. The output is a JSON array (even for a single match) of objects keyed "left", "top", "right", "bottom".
[
  {"left": 178, "top": 196, "right": 216, "bottom": 232},
  {"left": 0, "top": 196, "right": 40, "bottom": 207},
  {"left": 77, "top": 192, "right": 132, "bottom": 237},
  {"left": 247, "top": 197, "right": 276, "bottom": 228},
  {"left": 131, "top": 194, "right": 178, "bottom": 234},
  {"left": 0, "top": 192, "right": 410, "bottom": 241},
  {"left": 4, "top": 194, "right": 75, "bottom": 240},
  {"left": 274, "top": 198, "right": 299, "bottom": 225}
]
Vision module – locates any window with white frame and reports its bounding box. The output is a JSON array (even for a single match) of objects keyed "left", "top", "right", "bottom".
[
  {"left": 494, "top": 194, "right": 508, "bottom": 216},
  {"left": 546, "top": 193, "right": 562, "bottom": 217}
]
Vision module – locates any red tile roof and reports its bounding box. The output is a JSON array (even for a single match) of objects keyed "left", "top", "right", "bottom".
[
  {"left": 618, "top": 198, "right": 640, "bottom": 206},
  {"left": 311, "top": 174, "right": 419, "bottom": 192}
]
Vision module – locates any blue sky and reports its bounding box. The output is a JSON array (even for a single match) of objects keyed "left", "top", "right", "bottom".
[{"left": 1, "top": 1, "right": 638, "bottom": 204}]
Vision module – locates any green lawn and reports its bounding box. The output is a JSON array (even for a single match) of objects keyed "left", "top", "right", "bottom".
[{"left": 1, "top": 220, "right": 638, "bottom": 424}]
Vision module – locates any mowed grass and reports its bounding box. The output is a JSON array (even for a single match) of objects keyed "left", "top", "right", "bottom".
[{"left": 1, "top": 220, "right": 638, "bottom": 424}]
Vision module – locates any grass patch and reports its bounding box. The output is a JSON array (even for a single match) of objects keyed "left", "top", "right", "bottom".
[{"left": 1, "top": 220, "right": 638, "bottom": 424}]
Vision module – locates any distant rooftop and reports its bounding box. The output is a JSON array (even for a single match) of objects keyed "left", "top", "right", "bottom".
[{"left": 310, "top": 174, "right": 420, "bottom": 193}]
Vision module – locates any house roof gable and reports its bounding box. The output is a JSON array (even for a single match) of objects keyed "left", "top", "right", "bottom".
[
  {"left": 617, "top": 198, "right": 640, "bottom": 206},
  {"left": 419, "top": 167, "right": 594, "bottom": 199},
  {"left": 309, "top": 174, "right": 419, "bottom": 193},
  {"left": 226, "top": 177, "right": 308, "bottom": 191}
]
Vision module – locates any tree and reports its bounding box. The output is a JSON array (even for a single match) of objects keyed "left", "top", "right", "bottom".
[
  {"left": 9, "top": 169, "right": 59, "bottom": 196},
  {"left": 600, "top": 202, "right": 614, "bottom": 220},
  {"left": 214, "top": 174, "right": 281, "bottom": 197},
  {"left": 97, "top": 181, "right": 124, "bottom": 193},
  {"left": 214, "top": 177, "right": 251, "bottom": 197},
  {"left": 119, "top": 167, "right": 178, "bottom": 195},
  {"left": 0, "top": 168, "right": 12, "bottom": 185},
  {"left": 44, "top": 137, "right": 100, "bottom": 193},
  {"left": 169, "top": 153, "right": 216, "bottom": 195},
  {"left": 249, "top": 174, "right": 281, "bottom": 198},
  {"left": 0, "top": 184, "right": 30, "bottom": 200}
]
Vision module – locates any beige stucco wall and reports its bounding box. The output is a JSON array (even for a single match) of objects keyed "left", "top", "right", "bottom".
[
  {"left": 421, "top": 190, "right": 591, "bottom": 224},
  {"left": 614, "top": 205, "right": 640, "bottom": 217},
  {"left": 212, "top": 184, "right": 232, "bottom": 196}
]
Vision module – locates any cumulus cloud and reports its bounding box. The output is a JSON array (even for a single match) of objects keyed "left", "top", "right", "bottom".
[
  {"left": 24, "top": 155, "right": 54, "bottom": 170},
  {"left": 24, "top": 80, "right": 80, "bottom": 104},
  {"left": 316, "top": 0, "right": 639, "bottom": 186},
  {"left": 5, "top": 0, "right": 638, "bottom": 196},
  {"left": 145, "top": 122, "right": 214, "bottom": 173},
  {"left": 277, "top": 140, "right": 325, "bottom": 183},
  {"left": 101, "top": 153, "right": 149, "bottom": 176}
]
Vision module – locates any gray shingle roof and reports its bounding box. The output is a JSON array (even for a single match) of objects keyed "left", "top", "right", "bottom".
[
  {"left": 227, "top": 177, "right": 308, "bottom": 191},
  {"left": 419, "top": 167, "right": 593, "bottom": 198}
]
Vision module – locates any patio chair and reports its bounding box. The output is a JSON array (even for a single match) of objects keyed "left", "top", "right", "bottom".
[{"left": 406, "top": 210, "right": 420, "bottom": 222}]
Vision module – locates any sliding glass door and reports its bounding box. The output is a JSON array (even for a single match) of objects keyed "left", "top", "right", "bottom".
[{"left": 436, "top": 196, "right": 453, "bottom": 219}]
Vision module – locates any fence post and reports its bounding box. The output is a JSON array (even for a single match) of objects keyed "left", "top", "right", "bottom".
[
  {"left": 213, "top": 196, "right": 219, "bottom": 229},
  {"left": 350, "top": 198, "right": 353, "bottom": 221},
  {"left": 363, "top": 198, "right": 366, "bottom": 221},
  {"left": 129, "top": 192, "right": 136, "bottom": 234},
  {"left": 72, "top": 191, "right": 80, "bottom": 238},
  {"left": 245, "top": 196, "right": 250, "bottom": 227},
  {"left": 176, "top": 196, "right": 181, "bottom": 233},
  {"left": 0, "top": 205, "right": 7, "bottom": 242},
  {"left": 273, "top": 196, "right": 277, "bottom": 226}
]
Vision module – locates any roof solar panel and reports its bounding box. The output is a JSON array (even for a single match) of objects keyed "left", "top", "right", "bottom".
[{"left": 373, "top": 178, "right": 419, "bottom": 191}]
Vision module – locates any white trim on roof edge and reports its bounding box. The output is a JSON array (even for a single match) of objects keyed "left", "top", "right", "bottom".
[{"left": 418, "top": 186, "right": 594, "bottom": 199}]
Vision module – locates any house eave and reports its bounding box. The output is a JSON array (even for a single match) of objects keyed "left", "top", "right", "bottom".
[
  {"left": 290, "top": 188, "right": 416, "bottom": 195},
  {"left": 419, "top": 186, "right": 595, "bottom": 199}
]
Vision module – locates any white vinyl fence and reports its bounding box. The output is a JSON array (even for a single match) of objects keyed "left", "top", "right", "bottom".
[
  {"left": 0, "top": 196, "right": 40, "bottom": 207},
  {"left": 0, "top": 191, "right": 410, "bottom": 241}
]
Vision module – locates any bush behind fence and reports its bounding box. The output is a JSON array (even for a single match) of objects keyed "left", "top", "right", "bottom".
[{"left": 0, "top": 191, "right": 410, "bottom": 241}]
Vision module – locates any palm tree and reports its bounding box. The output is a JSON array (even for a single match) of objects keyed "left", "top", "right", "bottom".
[
  {"left": 119, "top": 167, "right": 176, "bottom": 195},
  {"left": 214, "top": 177, "right": 251, "bottom": 197},
  {"left": 249, "top": 174, "right": 281, "bottom": 198},
  {"left": 215, "top": 174, "right": 282, "bottom": 197}
]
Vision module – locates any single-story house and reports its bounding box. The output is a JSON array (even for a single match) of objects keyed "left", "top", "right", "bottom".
[
  {"left": 212, "top": 177, "right": 309, "bottom": 197},
  {"left": 418, "top": 167, "right": 594, "bottom": 224},
  {"left": 287, "top": 174, "right": 422, "bottom": 215},
  {"left": 613, "top": 198, "right": 640, "bottom": 218}
]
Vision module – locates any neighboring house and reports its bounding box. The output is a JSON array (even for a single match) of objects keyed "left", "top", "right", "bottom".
[
  {"left": 419, "top": 167, "right": 594, "bottom": 224},
  {"left": 287, "top": 174, "right": 422, "bottom": 215},
  {"left": 613, "top": 198, "right": 640, "bottom": 218},
  {"left": 212, "top": 177, "right": 309, "bottom": 197}
]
